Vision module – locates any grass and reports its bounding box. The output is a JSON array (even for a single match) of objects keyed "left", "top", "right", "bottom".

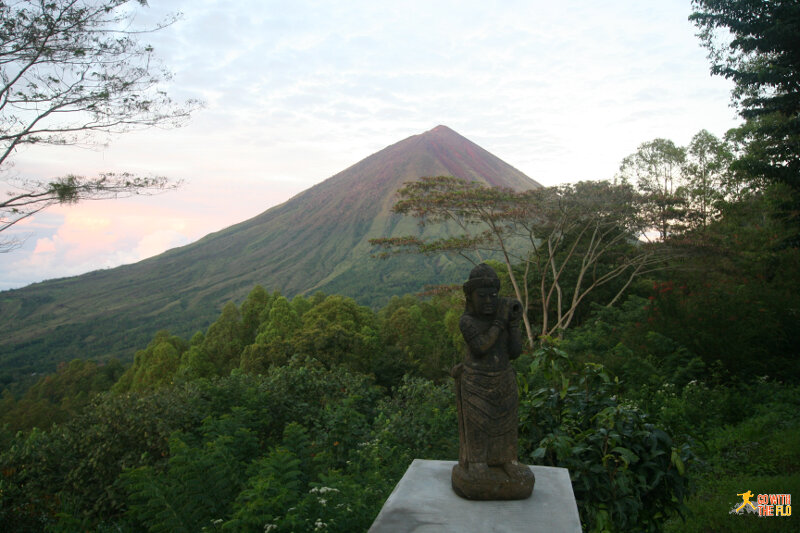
[
  {"left": 666, "top": 473, "right": 799, "bottom": 532},
  {"left": 665, "top": 390, "right": 800, "bottom": 533}
]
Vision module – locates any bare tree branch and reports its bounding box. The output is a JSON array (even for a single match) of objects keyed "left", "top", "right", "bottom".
[{"left": 0, "top": 0, "right": 202, "bottom": 251}]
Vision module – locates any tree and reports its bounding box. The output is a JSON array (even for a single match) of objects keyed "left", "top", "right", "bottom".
[
  {"left": 202, "top": 302, "right": 245, "bottom": 376},
  {"left": 684, "top": 129, "right": 734, "bottom": 229},
  {"left": 259, "top": 296, "right": 301, "bottom": 343},
  {"left": 618, "top": 138, "right": 688, "bottom": 240},
  {"left": 292, "top": 295, "right": 380, "bottom": 373},
  {"left": 240, "top": 295, "right": 301, "bottom": 372},
  {"left": 0, "top": 357, "right": 125, "bottom": 431},
  {"left": 112, "top": 330, "right": 187, "bottom": 393},
  {"left": 690, "top": 1, "right": 800, "bottom": 194},
  {"left": 523, "top": 181, "right": 666, "bottom": 337},
  {"left": 371, "top": 177, "right": 666, "bottom": 343},
  {"left": 0, "top": 0, "right": 199, "bottom": 251},
  {"left": 372, "top": 177, "right": 540, "bottom": 341}
]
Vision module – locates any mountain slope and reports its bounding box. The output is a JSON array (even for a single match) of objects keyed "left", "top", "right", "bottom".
[{"left": 0, "top": 125, "right": 539, "bottom": 378}]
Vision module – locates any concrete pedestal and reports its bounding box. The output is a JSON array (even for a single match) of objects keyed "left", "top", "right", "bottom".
[{"left": 369, "top": 459, "right": 581, "bottom": 533}]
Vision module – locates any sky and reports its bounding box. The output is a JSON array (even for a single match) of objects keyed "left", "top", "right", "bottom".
[{"left": 0, "top": 0, "right": 741, "bottom": 291}]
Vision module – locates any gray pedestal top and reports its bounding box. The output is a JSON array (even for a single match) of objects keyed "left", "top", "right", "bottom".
[{"left": 369, "top": 459, "right": 582, "bottom": 533}]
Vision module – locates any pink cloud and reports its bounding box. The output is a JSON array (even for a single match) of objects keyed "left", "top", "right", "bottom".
[
  {"left": 1, "top": 178, "right": 302, "bottom": 290},
  {"left": 45, "top": 202, "right": 197, "bottom": 264},
  {"left": 33, "top": 237, "right": 57, "bottom": 254}
]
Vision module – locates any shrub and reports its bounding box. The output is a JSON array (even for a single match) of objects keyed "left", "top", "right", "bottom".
[{"left": 518, "top": 344, "right": 694, "bottom": 532}]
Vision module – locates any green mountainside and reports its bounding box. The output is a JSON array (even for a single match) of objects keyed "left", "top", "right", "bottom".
[{"left": 0, "top": 125, "right": 539, "bottom": 378}]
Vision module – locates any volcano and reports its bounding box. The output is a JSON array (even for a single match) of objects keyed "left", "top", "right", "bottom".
[{"left": 0, "top": 125, "right": 540, "bottom": 376}]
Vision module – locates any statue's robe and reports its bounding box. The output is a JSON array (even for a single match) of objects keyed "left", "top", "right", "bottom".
[{"left": 455, "top": 312, "right": 522, "bottom": 467}]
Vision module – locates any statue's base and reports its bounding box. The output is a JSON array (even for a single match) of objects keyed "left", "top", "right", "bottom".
[
  {"left": 369, "top": 459, "right": 581, "bottom": 533},
  {"left": 451, "top": 462, "right": 535, "bottom": 500}
]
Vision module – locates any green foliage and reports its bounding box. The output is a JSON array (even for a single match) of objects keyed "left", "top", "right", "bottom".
[
  {"left": 568, "top": 297, "right": 706, "bottom": 390},
  {"left": 374, "top": 176, "right": 662, "bottom": 343},
  {"left": 684, "top": 129, "right": 736, "bottom": 227},
  {"left": 519, "top": 344, "right": 694, "bottom": 532},
  {"left": 113, "top": 331, "right": 188, "bottom": 393},
  {"left": 652, "top": 191, "right": 799, "bottom": 380},
  {"left": 691, "top": 0, "right": 800, "bottom": 195},
  {"left": 220, "top": 422, "right": 359, "bottom": 532},
  {"left": 377, "top": 294, "right": 461, "bottom": 385},
  {"left": 123, "top": 414, "right": 260, "bottom": 532},
  {"left": 115, "top": 367, "right": 386, "bottom": 532},
  {"left": 239, "top": 285, "right": 274, "bottom": 345},
  {"left": 177, "top": 344, "right": 217, "bottom": 382},
  {"left": 618, "top": 138, "right": 688, "bottom": 239},
  {"left": 0, "top": 385, "right": 200, "bottom": 529},
  {"left": 2, "top": 177, "right": 796, "bottom": 533},
  {"left": 222, "top": 443, "right": 305, "bottom": 531},
  {"left": 223, "top": 423, "right": 381, "bottom": 532},
  {"left": 0, "top": 427, "right": 63, "bottom": 531},
  {"left": 239, "top": 295, "right": 302, "bottom": 373},
  {"left": 291, "top": 294, "right": 313, "bottom": 318},
  {"left": 261, "top": 361, "right": 384, "bottom": 439},
  {"left": 0, "top": 361, "right": 391, "bottom": 531},
  {"left": 666, "top": 474, "right": 800, "bottom": 533},
  {"left": 663, "top": 382, "right": 800, "bottom": 533},
  {"left": 292, "top": 295, "right": 380, "bottom": 373},
  {"left": 564, "top": 187, "right": 800, "bottom": 386},
  {"left": 26, "top": 359, "right": 125, "bottom": 404},
  {"left": 201, "top": 302, "right": 245, "bottom": 376},
  {"left": 259, "top": 296, "right": 301, "bottom": 342},
  {"left": 370, "top": 376, "right": 458, "bottom": 470},
  {"left": 0, "top": 358, "right": 124, "bottom": 432},
  {"left": 701, "top": 386, "right": 800, "bottom": 478}
]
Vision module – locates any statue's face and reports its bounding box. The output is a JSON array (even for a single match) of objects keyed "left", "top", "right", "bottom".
[{"left": 471, "top": 287, "right": 498, "bottom": 317}]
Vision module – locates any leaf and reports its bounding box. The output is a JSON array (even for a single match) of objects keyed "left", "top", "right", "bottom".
[
  {"left": 611, "top": 446, "right": 639, "bottom": 467},
  {"left": 670, "top": 448, "right": 685, "bottom": 476}
]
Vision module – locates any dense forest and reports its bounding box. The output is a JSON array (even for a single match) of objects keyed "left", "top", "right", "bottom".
[{"left": 2, "top": 1, "right": 799, "bottom": 531}]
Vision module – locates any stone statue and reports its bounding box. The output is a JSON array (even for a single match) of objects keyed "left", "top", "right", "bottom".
[{"left": 451, "top": 263, "right": 535, "bottom": 500}]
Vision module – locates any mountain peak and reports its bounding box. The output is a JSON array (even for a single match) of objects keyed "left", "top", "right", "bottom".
[
  {"left": 390, "top": 125, "right": 540, "bottom": 190},
  {"left": 427, "top": 124, "right": 457, "bottom": 135},
  {"left": 417, "top": 124, "right": 467, "bottom": 143},
  {"left": 417, "top": 124, "right": 471, "bottom": 146}
]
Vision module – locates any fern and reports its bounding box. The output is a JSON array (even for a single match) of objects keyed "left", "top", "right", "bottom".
[
  {"left": 224, "top": 445, "right": 304, "bottom": 531},
  {"left": 122, "top": 425, "right": 257, "bottom": 531},
  {"left": 123, "top": 465, "right": 190, "bottom": 533}
]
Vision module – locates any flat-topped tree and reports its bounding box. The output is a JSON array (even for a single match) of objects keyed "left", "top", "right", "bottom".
[
  {"left": 371, "top": 176, "right": 668, "bottom": 342},
  {"left": 0, "top": 0, "right": 200, "bottom": 251}
]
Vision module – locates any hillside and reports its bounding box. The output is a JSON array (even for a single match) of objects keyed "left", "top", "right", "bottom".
[{"left": 0, "top": 125, "right": 539, "bottom": 379}]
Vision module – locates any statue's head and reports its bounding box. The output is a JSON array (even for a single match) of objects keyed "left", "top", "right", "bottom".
[{"left": 463, "top": 263, "right": 500, "bottom": 316}]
